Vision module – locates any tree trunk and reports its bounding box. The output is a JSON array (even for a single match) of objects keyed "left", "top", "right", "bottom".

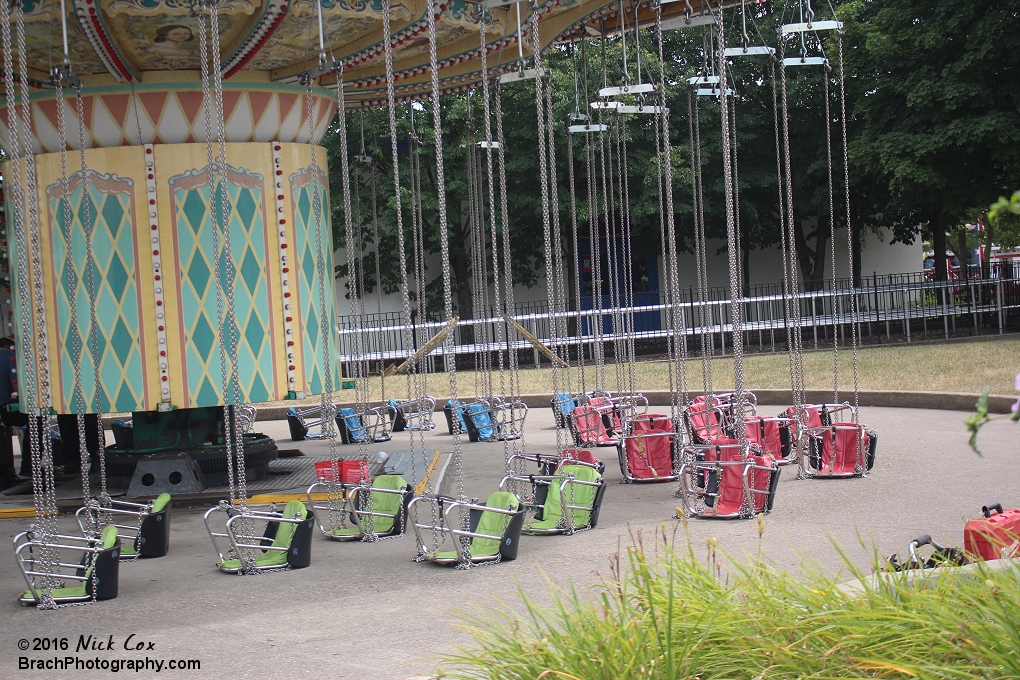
[
  {"left": 792, "top": 217, "right": 814, "bottom": 289},
  {"left": 933, "top": 213, "right": 947, "bottom": 282}
]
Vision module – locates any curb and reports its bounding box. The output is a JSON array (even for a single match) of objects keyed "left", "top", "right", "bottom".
[{"left": 249, "top": 390, "right": 1009, "bottom": 421}]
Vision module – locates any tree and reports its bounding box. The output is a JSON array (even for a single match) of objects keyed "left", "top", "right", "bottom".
[{"left": 842, "top": 0, "right": 1020, "bottom": 281}]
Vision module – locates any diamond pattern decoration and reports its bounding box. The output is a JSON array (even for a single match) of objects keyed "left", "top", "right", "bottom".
[
  {"left": 290, "top": 168, "right": 341, "bottom": 395},
  {"left": 47, "top": 171, "right": 145, "bottom": 413},
  {"left": 170, "top": 165, "right": 278, "bottom": 407}
]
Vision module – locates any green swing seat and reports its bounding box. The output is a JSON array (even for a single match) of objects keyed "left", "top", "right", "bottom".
[
  {"left": 326, "top": 475, "right": 412, "bottom": 540},
  {"left": 19, "top": 525, "right": 121, "bottom": 605},
  {"left": 523, "top": 464, "right": 605, "bottom": 535},
  {"left": 218, "top": 500, "right": 312, "bottom": 572},
  {"left": 430, "top": 491, "right": 524, "bottom": 564}
]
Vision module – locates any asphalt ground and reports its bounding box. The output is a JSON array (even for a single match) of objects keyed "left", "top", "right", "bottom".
[{"left": 0, "top": 404, "right": 1016, "bottom": 679}]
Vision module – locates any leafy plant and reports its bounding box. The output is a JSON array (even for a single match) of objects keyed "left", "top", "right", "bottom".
[{"left": 438, "top": 527, "right": 1020, "bottom": 679}]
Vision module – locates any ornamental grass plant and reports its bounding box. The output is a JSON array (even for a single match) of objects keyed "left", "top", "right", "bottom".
[{"left": 436, "top": 524, "right": 1020, "bottom": 679}]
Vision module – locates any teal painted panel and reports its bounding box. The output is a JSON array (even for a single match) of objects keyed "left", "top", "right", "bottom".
[
  {"left": 169, "top": 166, "right": 277, "bottom": 407},
  {"left": 289, "top": 167, "right": 341, "bottom": 396}
]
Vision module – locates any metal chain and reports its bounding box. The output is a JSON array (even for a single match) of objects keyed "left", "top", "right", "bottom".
[
  {"left": 688, "top": 87, "right": 712, "bottom": 398},
  {"left": 824, "top": 61, "right": 839, "bottom": 405},
  {"left": 529, "top": 1, "right": 563, "bottom": 457},
  {"left": 655, "top": 1, "right": 688, "bottom": 420},
  {"left": 209, "top": 0, "right": 248, "bottom": 515},
  {"left": 76, "top": 83, "right": 110, "bottom": 512},
  {"left": 424, "top": 0, "right": 469, "bottom": 567},
  {"left": 716, "top": 17, "right": 747, "bottom": 455},
  {"left": 53, "top": 71, "right": 92, "bottom": 517},
  {"left": 837, "top": 32, "right": 860, "bottom": 421},
  {"left": 4, "top": 0, "right": 57, "bottom": 606}
]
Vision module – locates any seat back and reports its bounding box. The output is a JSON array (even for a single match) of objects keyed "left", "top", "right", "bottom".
[
  {"left": 271, "top": 500, "right": 309, "bottom": 551},
  {"left": 571, "top": 405, "right": 609, "bottom": 445},
  {"left": 465, "top": 402, "right": 495, "bottom": 441},
  {"left": 471, "top": 491, "right": 520, "bottom": 557},
  {"left": 623, "top": 432, "right": 674, "bottom": 479},
  {"left": 560, "top": 449, "right": 603, "bottom": 472},
  {"left": 542, "top": 464, "right": 602, "bottom": 528},
  {"left": 552, "top": 393, "right": 575, "bottom": 417},
  {"left": 631, "top": 414, "right": 673, "bottom": 433},
  {"left": 287, "top": 407, "right": 309, "bottom": 441},
  {"left": 821, "top": 424, "right": 867, "bottom": 475},
  {"left": 748, "top": 454, "right": 777, "bottom": 512},
  {"left": 688, "top": 400, "right": 720, "bottom": 444},
  {"left": 137, "top": 493, "right": 172, "bottom": 558},
  {"left": 337, "top": 408, "right": 367, "bottom": 444},
  {"left": 444, "top": 400, "right": 467, "bottom": 435},
  {"left": 703, "top": 440, "right": 746, "bottom": 516},
  {"left": 389, "top": 399, "right": 407, "bottom": 432},
  {"left": 360, "top": 475, "right": 410, "bottom": 535},
  {"left": 89, "top": 525, "right": 121, "bottom": 600}
]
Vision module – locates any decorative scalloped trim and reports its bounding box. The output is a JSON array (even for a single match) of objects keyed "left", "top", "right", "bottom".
[
  {"left": 222, "top": 0, "right": 291, "bottom": 79},
  {"left": 74, "top": 0, "right": 140, "bottom": 83}
]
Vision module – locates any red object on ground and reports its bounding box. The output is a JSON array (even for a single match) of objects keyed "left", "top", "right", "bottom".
[
  {"left": 314, "top": 459, "right": 369, "bottom": 484},
  {"left": 964, "top": 503, "right": 1020, "bottom": 560}
]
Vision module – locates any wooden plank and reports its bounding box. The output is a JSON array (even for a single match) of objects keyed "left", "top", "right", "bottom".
[
  {"left": 502, "top": 314, "right": 570, "bottom": 368},
  {"left": 383, "top": 316, "right": 460, "bottom": 376}
]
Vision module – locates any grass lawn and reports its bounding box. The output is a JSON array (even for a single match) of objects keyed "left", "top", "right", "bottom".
[{"left": 265, "top": 336, "right": 1020, "bottom": 407}]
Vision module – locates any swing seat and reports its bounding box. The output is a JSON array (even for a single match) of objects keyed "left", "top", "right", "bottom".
[
  {"left": 205, "top": 499, "right": 316, "bottom": 573},
  {"left": 570, "top": 404, "right": 617, "bottom": 447},
  {"left": 464, "top": 402, "right": 497, "bottom": 442},
  {"left": 287, "top": 405, "right": 338, "bottom": 441},
  {"left": 78, "top": 493, "right": 172, "bottom": 560},
  {"left": 337, "top": 407, "right": 392, "bottom": 444},
  {"left": 628, "top": 413, "right": 674, "bottom": 433},
  {"left": 558, "top": 449, "right": 605, "bottom": 474},
  {"left": 415, "top": 492, "right": 525, "bottom": 565},
  {"left": 809, "top": 423, "right": 876, "bottom": 478},
  {"left": 443, "top": 400, "right": 468, "bottom": 435},
  {"left": 551, "top": 393, "right": 577, "bottom": 428},
  {"left": 617, "top": 430, "right": 678, "bottom": 483},
  {"left": 744, "top": 416, "right": 794, "bottom": 465},
  {"left": 314, "top": 475, "right": 413, "bottom": 541},
  {"left": 389, "top": 396, "right": 437, "bottom": 432},
  {"left": 678, "top": 440, "right": 779, "bottom": 519},
  {"left": 686, "top": 397, "right": 724, "bottom": 444},
  {"left": 509, "top": 464, "right": 606, "bottom": 535},
  {"left": 16, "top": 524, "right": 121, "bottom": 606}
]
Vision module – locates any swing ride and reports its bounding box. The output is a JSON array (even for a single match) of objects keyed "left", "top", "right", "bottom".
[{"left": 5, "top": 0, "right": 888, "bottom": 603}]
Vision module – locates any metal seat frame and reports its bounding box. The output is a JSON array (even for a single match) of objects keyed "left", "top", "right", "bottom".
[
  {"left": 409, "top": 494, "right": 522, "bottom": 565},
  {"left": 306, "top": 479, "right": 411, "bottom": 541},
  {"left": 677, "top": 441, "right": 778, "bottom": 519},
  {"left": 13, "top": 530, "right": 117, "bottom": 605},
  {"left": 203, "top": 501, "right": 311, "bottom": 574}
]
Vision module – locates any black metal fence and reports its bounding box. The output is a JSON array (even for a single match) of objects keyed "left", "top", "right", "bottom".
[{"left": 337, "top": 262, "right": 1020, "bottom": 365}]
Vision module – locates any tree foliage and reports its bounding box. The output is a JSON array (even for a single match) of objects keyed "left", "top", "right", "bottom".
[{"left": 321, "top": 0, "right": 1020, "bottom": 317}]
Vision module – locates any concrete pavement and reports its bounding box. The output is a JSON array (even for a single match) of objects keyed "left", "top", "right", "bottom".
[{"left": 1, "top": 404, "right": 1016, "bottom": 679}]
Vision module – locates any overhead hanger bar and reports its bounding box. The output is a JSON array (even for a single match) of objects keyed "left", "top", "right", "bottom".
[
  {"left": 782, "top": 20, "right": 842, "bottom": 35},
  {"left": 498, "top": 67, "right": 546, "bottom": 83},
  {"left": 696, "top": 87, "right": 734, "bottom": 96},
  {"left": 568, "top": 123, "right": 611, "bottom": 133},
  {"left": 782, "top": 56, "right": 828, "bottom": 66},
  {"left": 598, "top": 83, "right": 656, "bottom": 97},
  {"left": 688, "top": 75, "right": 719, "bottom": 85},
  {"left": 660, "top": 0, "right": 715, "bottom": 29},
  {"left": 661, "top": 14, "right": 715, "bottom": 30},
  {"left": 477, "top": 141, "right": 501, "bottom": 148},
  {"left": 496, "top": 0, "right": 541, "bottom": 82},
  {"left": 724, "top": 46, "right": 775, "bottom": 57},
  {"left": 482, "top": 0, "right": 526, "bottom": 6},
  {"left": 614, "top": 104, "right": 664, "bottom": 114}
]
